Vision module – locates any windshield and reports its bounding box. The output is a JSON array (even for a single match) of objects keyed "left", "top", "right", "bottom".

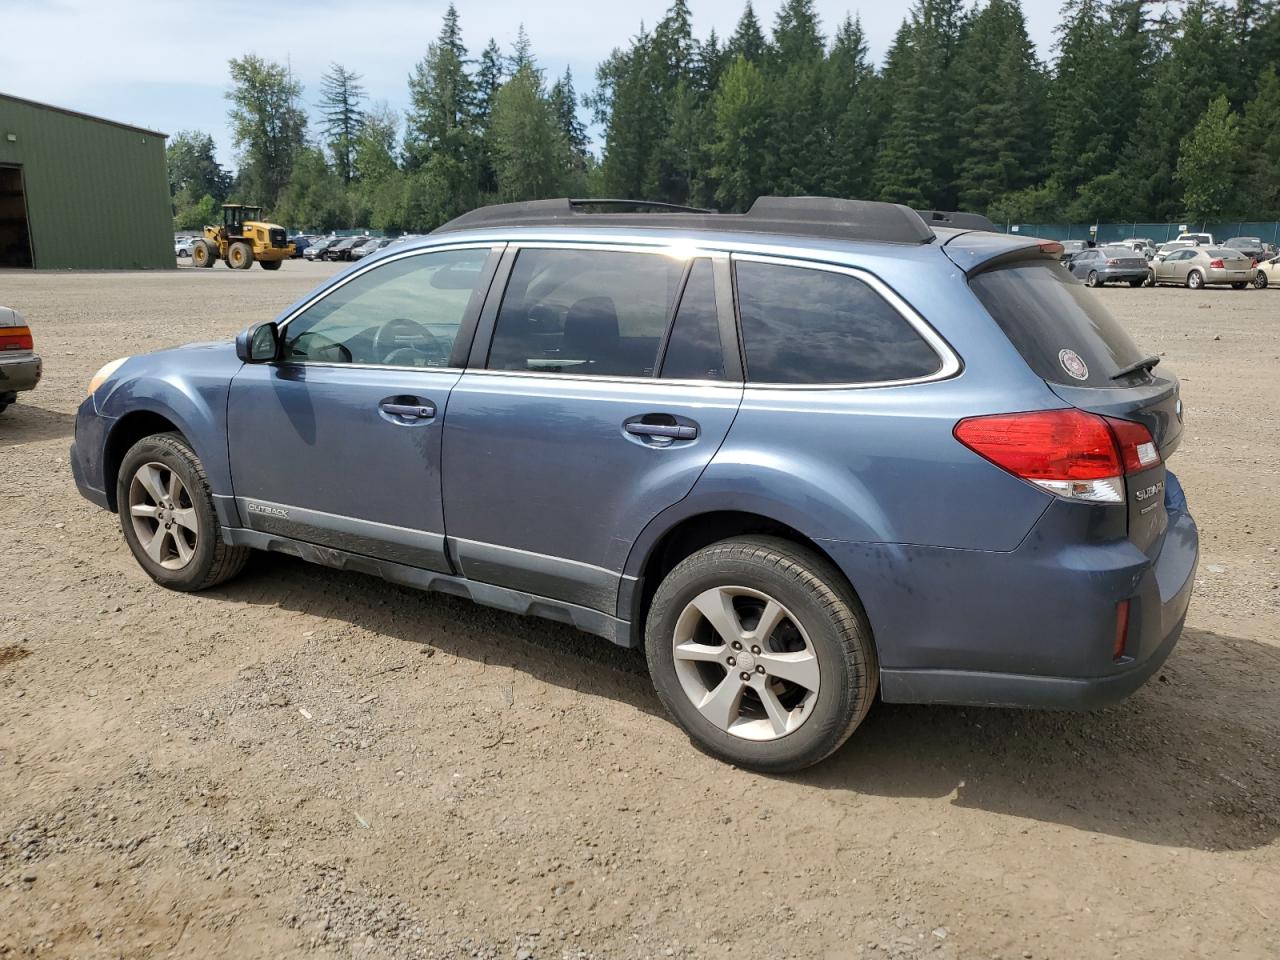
[{"left": 970, "top": 260, "right": 1149, "bottom": 388}]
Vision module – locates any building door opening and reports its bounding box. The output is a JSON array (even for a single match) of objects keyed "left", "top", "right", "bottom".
[{"left": 0, "top": 165, "right": 34, "bottom": 269}]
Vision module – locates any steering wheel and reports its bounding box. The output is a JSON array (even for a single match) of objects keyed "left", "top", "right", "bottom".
[{"left": 372, "top": 318, "right": 444, "bottom": 365}]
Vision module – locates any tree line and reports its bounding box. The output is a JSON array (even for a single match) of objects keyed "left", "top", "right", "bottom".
[{"left": 166, "top": 0, "right": 1280, "bottom": 234}]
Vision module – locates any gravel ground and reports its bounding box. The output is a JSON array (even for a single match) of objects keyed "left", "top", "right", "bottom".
[{"left": 1, "top": 261, "right": 1278, "bottom": 959}]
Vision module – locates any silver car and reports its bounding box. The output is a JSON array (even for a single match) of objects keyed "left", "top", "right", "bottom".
[
  {"left": 1067, "top": 245, "right": 1149, "bottom": 287},
  {"left": 0, "top": 306, "right": 42, "bottom": 413},
  {"left": 1149, "top": 247, "right": 1257, "bottom": 289}
]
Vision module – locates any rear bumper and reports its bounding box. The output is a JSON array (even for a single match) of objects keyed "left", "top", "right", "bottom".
[
  {"left": 1098, "top": 268, "right": 1149, "bottom": 283},
  {"left": 1205, "top": 268, "right": 1256, "bottom": 285},
  {"left": 824, "top": 472, "right": 1199, "bottom": 710},
  {"left": 0, "top": 354, "right": 42, "bottom": 394}
]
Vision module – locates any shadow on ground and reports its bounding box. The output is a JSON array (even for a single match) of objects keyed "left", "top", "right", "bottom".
[
  {"left": 211, "top": 552, "right": 1280, "bottom": 854},
  {"left": 0, "top": 404, "right": 75, "bottom": 448}
]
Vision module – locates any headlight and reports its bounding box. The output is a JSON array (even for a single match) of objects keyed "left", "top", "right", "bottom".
[{"left": 87, "top": 357, "right": 129, "bottom": 397}]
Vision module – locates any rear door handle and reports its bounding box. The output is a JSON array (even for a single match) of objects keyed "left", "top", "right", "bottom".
[
  {"left": 380, "top": 401, "right": 435, "bottom": 420},
  {"left": 625, "top": 421, "right": 698, "bottom": 440}
]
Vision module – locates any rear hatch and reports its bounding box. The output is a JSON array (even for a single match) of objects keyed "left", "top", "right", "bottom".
[
  {"left": 1102, "top": 249, "right": 1147, "bottom": 272},
  {"left": 1208, "top": 248, "right": 1253, "bottom": 273},
  {"left": 965, "top": 255, "right": 1182, "bottom": 554}
]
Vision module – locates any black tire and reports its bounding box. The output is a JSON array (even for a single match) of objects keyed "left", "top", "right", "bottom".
[
  {"left": 0, "top": 401, "right": 9, "bottom": 415},
  {"left": 1086, "top": 270, "right": 1100, "bottom": 288},
  {"left": 1187, "top": 270, "right": 1204, "bottom": 290},
  {"left": 1255, "top": 272, "right": 1269, "bottom": 290},
  {"left": 191, "top": 240, "right": 216, "bottom": 268},
  {"left": 260, "top": 259, "right": 282, "bottom": 271},
  {"left": 228, "top": 241, "right": 253, "bottom": 270},
  {"left": 644, "top": 536, "right": 877, "bottom": 773},
  {"left": 1231, "top": 282, "right": 1247, "bottom": 290},
  {"left": 116, "top": 432, "right": 250, "bottom": 591},
  {"left": 1128, "top": 278, "right": 1144, "bottom": 287}
]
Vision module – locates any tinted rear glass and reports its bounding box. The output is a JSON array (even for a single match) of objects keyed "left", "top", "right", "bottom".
[
  {"left": 735, "top": 260, "right": 941, "bottom": 385},
  {"left": 1100, "top": 247, "right": 1137, "bottom": 257},
  {"left": 970, "top": 261, "right": 1149, "bottom": 387}
]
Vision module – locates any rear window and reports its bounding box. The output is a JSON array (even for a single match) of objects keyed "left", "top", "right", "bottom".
[
  {"left": 970, "top": 261, "right": 1149, "bottom": 388},
  {"left": 1100, "top": 246, "right": 1136, "bottom": 257},
  {"left": 735, "top": 260, "right": 941, "bottom": 385}
]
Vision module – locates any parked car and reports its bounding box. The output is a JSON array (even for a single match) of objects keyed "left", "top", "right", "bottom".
[
  {"left": 1117, "top": 238, "right": 1157, "bottom": 260},
  {"left": 1067, "top": 245, "right": 1149, "bottom": 287},
  {"left": 174, "top": 237, "right": 195, "bottom": 258},
  {"left": 1174, "top": 232, "right": 1214, "bottom": 246},
  {"left": 323, "top": 237, "right": 362, "bottom": 261},
  {"left": 1149, "top": 246, "right": 1256, "bottom": 289},
  {"left": 1154, "top": 240, "right": 1195, "bottom": 262},
  {"left": 0, "top": 306, "right": 42, "bottom": 414},
  {"left": 1253, "top": 254, "right": 1279, "bottom": 289},
  {"left": 303, "top": 237, "right": 336, "bottom": 261},
  {"left": 71, "top": 197, "right": 1198, "bottom": 773},
  {"left": 1059, "top": 240, "right": 1089, "bottom": 260},
  {"left": 289, "top": 235, "right": 312, "bottom": 259},
  {"left": 1222, "top": 236, "right": 1266, "bottom": 262},
  {"left": 351, "top": 237, "right": 392, "bottom": 260}
]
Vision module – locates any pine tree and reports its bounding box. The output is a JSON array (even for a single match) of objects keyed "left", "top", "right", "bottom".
[
  {"left": 771, "top": 0, "right": 824, "bottom": 65},
  {"left": 1176, "top": 95, "right": 1242, "bottom": 219},
  {"left": 951, "top": 0, "right": 1048, "bottom": 212},
  {"left": 710, "top": 56, "right": 770, "bottom": 210},
  {"left": 1239, "top": 66, "right": 1280, "bottom": 217},
  {"left": 509, "top": 25, "right": 536, "bottom": 75},
  {"left": 319, "top": 63, "right": 366, "bottom": 184},
  {"left": 694, "top": 30, "right": 728, "bottom": 96},
  {"left": 490, "top": 63, "right": 570, "bottom": 201},
  {"left": 474, "top": 39, "right": 506, "bottom": 125},
  {"left": 825, "top": 15, "right": 880, "bottom": 200},
  {"left": 593, "top": 29, "right": 664, "bottom": 198},
  {"left": 726, "top": 3, "right": 769, "bottom": 63},
  {"left": 549, "top": 68, "right": 589, "bottom": 168}
]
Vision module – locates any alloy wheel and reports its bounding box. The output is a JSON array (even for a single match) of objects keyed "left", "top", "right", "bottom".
[
  {"left": 128, "top": 461, "right": 198, "bottom": 570},
  {"left": 671, "top": 586, "right": 820, "bottom": 741}
]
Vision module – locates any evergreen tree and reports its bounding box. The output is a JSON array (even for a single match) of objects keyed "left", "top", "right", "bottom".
[
  {"left": 353, "top": 103, "right": 400, "bottom": 184},
  {"left": 166, "top": 131, "right": 230, "bottom": 206},
  {"left": 1239, "top": 66, "right": 1280, "bottom": 217},
  {"left": 710, "top": 56, "right": 770, "bottom": 210},
  {"left": 951, "top": 0, "right": 1048, "bottom": 212},
  {"left": 726, "top": 3, "right": 769, "bottom": 63},
  {"left": 474, "top": 39, "right": 506, "bottom": 125},
  {"left": 825, "top": 15, "right": 881, "bottom": 200},
  {"left": 490, "top": 63, "right": 570, "bottom": 201},
  {"left": 549, "top": 67, "right": 589, "bottom": 168},
  {"left": 510, "top": 25, "right": 536, "bottom": 75},
  {"left": 593, "top": 30, "right": 664, "bottom": 198},
  {"left": 274, "top": 146, "right": 350, "bottom": 231},
  {"left": 1176, "top": 95, "right": 1242, "bottom": 219},
  {"left": 319, "top": 63, "right": 366, "bottom": 184},
  {"left": 694, "top": 30, "right": 728, "bottom": 96},
  {"left": 225, "top": 55, "right": 307, "bottom": 209},
  {"left": 771, "top": 0, "right": 824, "bottom": 65}
]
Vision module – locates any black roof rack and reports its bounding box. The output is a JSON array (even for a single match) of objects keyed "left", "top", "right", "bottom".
[
  {"left": 913, "top": 209, "right": 998, "bottom": 233},
  {"left": 433, "top": 196, "right": 936, "bottom": 246}
]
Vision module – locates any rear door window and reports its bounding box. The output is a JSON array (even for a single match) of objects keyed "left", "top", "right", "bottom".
[
  {"left": 734, "top": 259, "right": 942, "bottom": 385},
  {"left": 487, "top": 248, "right": 684, "bottom": 377},
  {"left": 660, "top": 260, "right": 726, "bottom": 381},
  {"left": 970, "top": 261, "right": 1150, "bottom": 387}
]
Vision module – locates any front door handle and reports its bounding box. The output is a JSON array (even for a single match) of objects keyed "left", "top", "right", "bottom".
[
  {"left": 380, "top": 401, "right": 435, "bottom": 420},
  {"left": 625, "top": 421, "right": 698, "bottom": 441}
]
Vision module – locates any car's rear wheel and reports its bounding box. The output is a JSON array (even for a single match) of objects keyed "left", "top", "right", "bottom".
[
  {"left": 645, "top": 536, "right": 877, "bottom": 773},
  {"left": 117, "top": 433, "right": 249, "bottom": 591},
  {"left": 1187, "top": 270, "right": 1205, "bottom": 289},
  {"left": 1128, "top": 278, "right": 1144, "bottom": 287},
  {"left": 1086, "top": 270, "right": 1100, "bottom": 287},
  {"left": 1231, "top": 282, "right": 1247, "bottom": 290},
  {"left": 1255, "top": 272, "right": 1269, "bottom": 289}
]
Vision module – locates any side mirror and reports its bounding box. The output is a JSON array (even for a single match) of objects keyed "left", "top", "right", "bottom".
[{"left": 236, "top": 321, "right": 280, "bottom": 363}]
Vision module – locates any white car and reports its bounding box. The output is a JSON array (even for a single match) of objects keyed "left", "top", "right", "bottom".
[
  {"left": 174, "top": 237, "right": 196, "bottom": 258},
  {"left": 1254, "top": 254, "right": 1280, "bottom": 289},
  {"left": 1175, "top": 232, "right": 1214, "bottom": 246}
]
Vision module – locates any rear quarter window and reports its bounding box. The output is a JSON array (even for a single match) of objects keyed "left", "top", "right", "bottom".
[
  {"left": 734, "top": 260, "right": 942, "bottom": 385},
  {"left": 969, "top": 261, "right": 1149, "bottom": 388}
]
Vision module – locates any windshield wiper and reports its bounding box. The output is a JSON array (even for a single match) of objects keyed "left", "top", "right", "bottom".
[{"left": 1111, "top": 354, "right": 1161, "bottom": 380}]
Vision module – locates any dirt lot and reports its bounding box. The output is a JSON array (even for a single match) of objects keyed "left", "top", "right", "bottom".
[{"left": 1, "top": 262, "right": 1278, "bottom": 960}]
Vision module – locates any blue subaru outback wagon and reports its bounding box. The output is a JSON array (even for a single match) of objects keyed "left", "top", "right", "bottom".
[{"left": 72, "top": 198, "right": 1198, "bottom": 772}]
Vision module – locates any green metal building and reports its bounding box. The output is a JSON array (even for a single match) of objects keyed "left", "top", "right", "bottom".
[{"left": 0, "top": 92, "right": 172, "bottom": 269}]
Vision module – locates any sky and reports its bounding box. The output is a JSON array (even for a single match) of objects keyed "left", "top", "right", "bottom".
[{"left": 1, "top": 0, "right": 1067, "bottom": 167}]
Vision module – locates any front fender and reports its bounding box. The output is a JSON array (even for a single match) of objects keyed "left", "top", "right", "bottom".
[{"left": 95, "top": 342, "right": 242, "bottom": 502}]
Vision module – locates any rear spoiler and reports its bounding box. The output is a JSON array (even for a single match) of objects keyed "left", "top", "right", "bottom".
[{"left": 941, "top": 230, "right": 1065, "bottom": 277}]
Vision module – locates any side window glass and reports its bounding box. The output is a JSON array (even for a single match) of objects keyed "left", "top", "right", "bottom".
[
  {"left": 282, "top": 247, "right": 490, "bottom": 366},
  {"left": 735, "top": 259, "right": 942, "bottom": 385},
  {"left": 660, "top": 260, "right": 725, "bottom": 381},
  {"left": 487, "top": 249, "right": 684, "bottom": 377}
]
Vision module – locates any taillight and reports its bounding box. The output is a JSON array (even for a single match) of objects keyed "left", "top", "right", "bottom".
[
  {"left": 953, "top": 410, "right": 1160, "bottom": 504},
  {"left": 1106, "top": 259, "right": 1120, "bottom": 265},
  {"left": 0, "top": 326, "right": 33, "bottom": 352},
  {"left": 1209, "top": 259, "right": 1225, "bottom": 269}
]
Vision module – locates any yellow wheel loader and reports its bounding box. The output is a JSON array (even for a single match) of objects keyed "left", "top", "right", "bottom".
[{"left": 191, "top": 204, "right": 294, "bottom": 271}]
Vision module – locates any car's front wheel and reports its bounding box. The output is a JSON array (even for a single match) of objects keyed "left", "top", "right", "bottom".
[
  {"left": 117, "top": 432, "right": 250, "bottom": 591},
  {"left": 645, "top": 536, "right": 877, "bottom": 773}
]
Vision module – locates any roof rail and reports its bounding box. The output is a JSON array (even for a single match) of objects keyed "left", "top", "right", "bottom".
[
  {"left": 913, "top": 209, "right": 998, "bottom": 233},
  {"left": 434, "top": 196, "right": 936, "bottom": 246}
]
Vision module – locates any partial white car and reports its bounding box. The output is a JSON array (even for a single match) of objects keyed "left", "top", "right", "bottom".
[
  {"left": 1254, "top": 254, "right": 1280, "bottom": 289},
  {"left": 175, "top": 237, "right": 196, "bottom": 258}
]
